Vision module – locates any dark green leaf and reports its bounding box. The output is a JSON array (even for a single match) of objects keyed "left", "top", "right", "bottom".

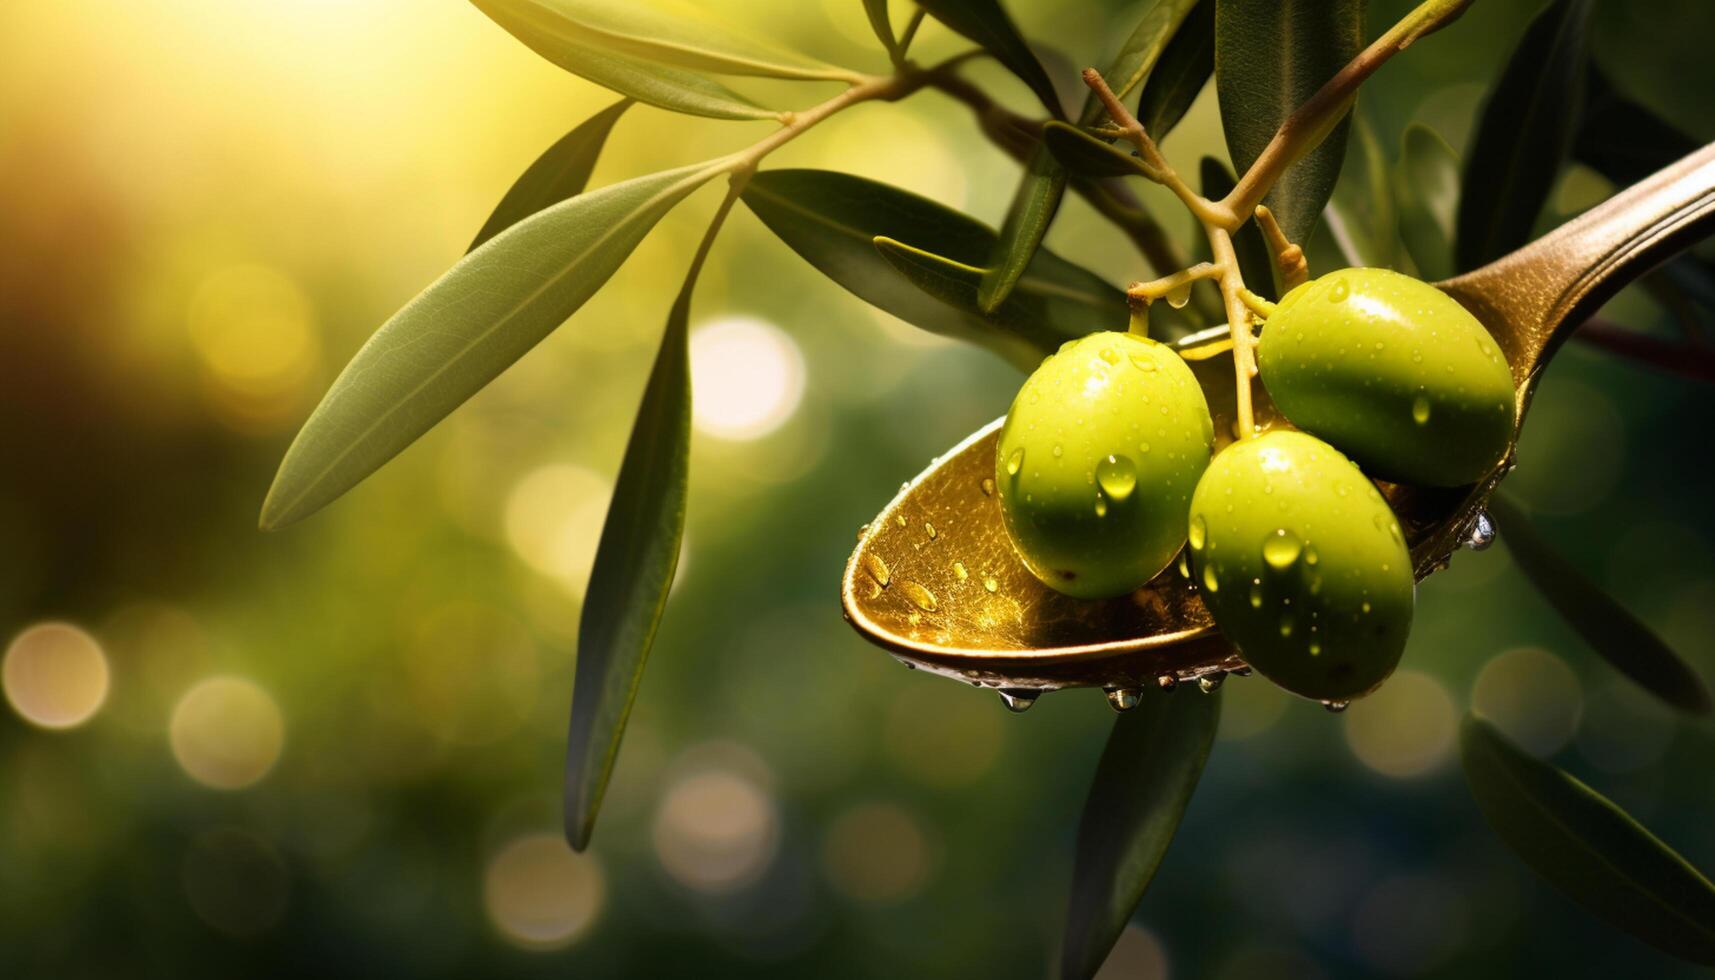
[
  {"left": 1215, "top": 0, "right": 1365, "bottom": 243},
  {"left": 874, "top": 236, "right": 1124, "bottom": 350},
  {"left": 1077, "top": 0, "right": 1202, "bottom": 125},
  {"left": 1575, "top": 65, "right": 1700, "bottom": 189},
  {"left": 1460, "top": 716, "right": 1715, "bottom": 964},
  {"left": 1489, "top": 495, "right": 1710, "bottom": 714},
  {"left": 1042, "top": 121, "right": 1143, "bottom": 178},
  {"left": 1393, "top": 123, "right": 1461, "bottom": 282},
  {"left": 1061, "top": 689, "right": 1221, "bottom": 980},
  {"left": 565, "top": 245, "right": 698, "bottom": 851},
  {"left": 741, "top": 169, "right": 1126, "bottom": 370},
  {"left": 1200, "top": 157, "right": 1276, "bottom": 298},
  {"left": 469, "top": 99, "right": 630, "bottom": 253},
  {"left": 1454, "top": 0, "right": 1593, "bottom": 271},
  {"left": 917, "top": 0, "right": 1063, "bottom": 117},
  {"left": 471, "top": 0, "right": 778, "bottom": 120},
  {"left": 1322, "top": 110, "right": 1395, "bottom": 269},
  {"left": 862, "top": 0, "right": 896, "bottom": 56},
  {"left": 261, "top": 161, "right": 722, "bottom": 530},
  {"left": 475, "top": 0, "right": 838, "bottom": 80},
  {"left": 1136, "top": 0, "right": 1214, "bottom": 139}
]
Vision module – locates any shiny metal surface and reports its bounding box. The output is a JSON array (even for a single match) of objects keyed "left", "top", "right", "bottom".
[{"left": 843, "top": 144, "right": 1715, "bottom": 693}]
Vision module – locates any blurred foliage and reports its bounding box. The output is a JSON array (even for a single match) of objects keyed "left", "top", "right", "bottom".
[{"left": 3, "top": 0, "right": 1715, "bottom": 977}]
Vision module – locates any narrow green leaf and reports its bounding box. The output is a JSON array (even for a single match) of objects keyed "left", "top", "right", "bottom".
[
  {"left": 1135, "top": 0, "right": 1214, "bottom": 140},
  {"left": 1200, "top": 157, "right": 1276, "bottom": 298},
  {"left": 1575, "top": 65, "right": 1700, "bottom": 190},
  {"left": 1454, "top": 0, "right": 1593, "bottom": 271},
  {"left": 862, "top": 0, "right": 896, "bottom": 56},
  {"left": 469, "top": 99, "right": 630, "bottom": 253},
  {"left": 873, "top": 236, "right": 1123, "bottom": 352},
  {"left": 741, "top": 169, "right": 1126, "bottom": 370},
  {"left": 1322, "top": 110, "right": 1396, "bottom": 269},
  {"left": 1215, "top": 0, "right": 1366, "bottom": 244},
  {"left": 471, "top": 0, "right": 778, "bottom": 120},
  {"left": 1078, "top": 0, "right": 1202, "bottom": 125},
  {"left": 565, "top": 248, "right": 698, "bottom": 851},
  {"left": 1393, "top": 123, "right": 1461, "bottom": 282},
  {"left": 1460, "top": 716, "right": 1715, "bottom": 964},
  {"left": 1489, "top": 495, "right": 1710, "bottom": 714},
  {"left": 916, "top": 0, "right": 1063, "bottom": 117},
  {"left": 1061, "top": 689, "right": 1220, "bottom": 980},
  {"left": 475, "top": 0, "right": 838, "bottom": 81},
  {"left": 1042, "top": 121, "right": 1144, "bottom": 178},
  {"left": 261, "top": 161, "right": 722, "bottom": 530}
]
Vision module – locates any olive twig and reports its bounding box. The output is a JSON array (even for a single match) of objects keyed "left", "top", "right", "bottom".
[
  {"left": 1128, "top": 263, "right": 1225, "bottom": 304},
  {"left": 1254, "top": 205, "right": 1309, "bottom": 292}
]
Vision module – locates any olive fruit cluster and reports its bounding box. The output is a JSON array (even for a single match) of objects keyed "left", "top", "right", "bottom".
[{"left": 996, "top": 269, "right": 1515, "bottom": 702}]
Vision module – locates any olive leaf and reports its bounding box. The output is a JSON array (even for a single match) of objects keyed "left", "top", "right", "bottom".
[
  {"left": 1322, "top": 110, "right": 1396, "bottom": 270},
  {"left": 1215, "top": 0, "right": 1365, "bottom": 244},
  {"left": 742, "top": 169, "right": 1125, "bottom": 370},
  {"left": 915, "top": 0, "right": 1062, "bottom": 117},
  {"left": 1135, "top": 0, "right": 1214, "bottom": 140},
  {"left": 473, "top": 0, "right": 838, "bottom": 81},
  {"left": 469, "top": 99, "right": 630, "bottom": 253},
  {"left": 1393, "top": 123, "right": 1461, "bottom": 282},
  {"left": 470, "top": 0, "right": 778, "bottom": 120},
  {"left": 1574, "top": 65, "right": 1700, "bottom": 190},
  {"left": 565, "top": 242, "right": 699, "bottom": 851},
  {"left": 260, "top": 161, "right": 723, "bottom": 530},
  {"left": 1454, "top": 0, "right": 1593, "bottom": 271},
  {"left": 977, "top": 0, "right": 1199, "bottom": 313},
  {"left": 1460, "top": 716, "right": 1715, "bottom": 965},
  {"left": 1042, "top": 121, "right": 1144, "bottom": 178},
  {"left": 862, "top": 0, "right": 896, "bottom": 58},
  {"left": 1061, "top": 689, "right": 1221, "bottom": 980},
  {"left": 872, "top": 236, "right": 1126, "bottom": 355},
  {"left": 1199, "top": 157, "right": 1275, "bottom": 298},
  {"left": 1488, "top": 495, "right": 1711, "bottom": 715}
]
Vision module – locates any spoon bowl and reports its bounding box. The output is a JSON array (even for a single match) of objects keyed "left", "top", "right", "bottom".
[{"left": 843, "top": 144, "right": 1715, "bottom": 704}]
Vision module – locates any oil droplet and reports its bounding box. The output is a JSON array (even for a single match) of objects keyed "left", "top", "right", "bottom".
[
  {"left": 1249, "top": 581, "right": 1263, "bottom": 608},
  {"left": 1098, "top": 347, "right": 1121, "bottom": 365},
  {"left": 1157, "top": 675, "right": 1179, "bottom": 692},
  {"left": 896, "top": 515, "right": 907, "bottom": 528},
  {"left": 925, "top": 522, "right": 937, "bottom": 540},
  {"left": 1199, "top": 672, "right": 1225, "bottom": 693},
  {"left": 999, "top": 689, "right": 1038, "bottom": 712},
  {"left": 982, "top": 575, "right": 999, "bottom": 593},
  {"left": 1094, "top": 495, "right": 1108, "bottom": 518},
  {"left": 1262, "top": 529, "right": 1303, "bottom": 570},
  {"left": 1202, "top": 563, "right": 1220, "bottom": 592},
  {"left": 1309, "top": 641, "right": 1322, "bottom": 655},
  {"left": 1279, "top": 615, "right": 1295, "bottom": 638},
  {"left": 1096, "top": 454, "right": 1138, "bottom": 501},
  {"left": 980, "top": 477, "right": 996, "bottom": 496},
  {"left": 1105, "top": 688, "right": 1141, "bottom": 711},
  {"left": 1188, "top": 514, "right": 1207, "bottom": 551},
  {"left": 1324, "top": 700, "right": 1349, "bottom": 713},
  {"left": 953, "top": 561, "right": 969, "bottom": 581},
  {"left": 1329, "top": 279, "right": 1351, "bottom": 303},
  {"left": 1464, "top": 511, "right": 1496, "bottom": 551},
  {"left": 1412, "top": 395, "right": 1431, "bottom": 424},
  {"left": 1052, "top": 444, "right": 1063, "bottom": 458},
  {"left": 1138, "top": 441, "right": 1151, "bottom": 454},
  {"left": 865, "top": 581, "right": 882, "bottom": 599},
  {"left": 1165, "top": 282, "right": 1193, "bottom": 309},
  {"left": 1304, "top": 544, "right": 1319, "bottom": 566},
  {"left": 1129, "top": 353, "right": 1159, "bottom": 373},
  {"left": 901, "top": 580, "right": 938, "bottom": 612},
  {"left": 863, "top": 554, "right": 890, "bottom": 588},
  {"left": 1361, "top": 601, "right": 1372, "bottom": 614},
  {"left": 857, "top": 523, "right": 870, "bottom": 541},
  {"left": 1006, "top": 448, "right": 1024, "bottom": 476}
]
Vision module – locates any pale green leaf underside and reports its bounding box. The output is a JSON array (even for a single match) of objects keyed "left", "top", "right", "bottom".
[
  {"left": 1062, "top": 690, "right": 1220, "bottom": 980},
  {"left": 261, "top": 161, "right": 722, "bottom": 530},
  {"left": 1461, "top": 717, "right": 1715, "bottom": 964},
  {"left": 472, "top": 0, "right": 778, "bottom": 120},
  {"left": 565, "top": 266, "right": 695, "bottom": 851}
]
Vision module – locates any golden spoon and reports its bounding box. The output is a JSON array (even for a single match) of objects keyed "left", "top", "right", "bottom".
[{"left": 842, "top": 143, "right": 1715, "bottom": 710}]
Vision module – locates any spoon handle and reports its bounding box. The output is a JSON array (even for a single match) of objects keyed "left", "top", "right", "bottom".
[{"left": 1441, "top": 142, "right": 1715, "bottom": 379}]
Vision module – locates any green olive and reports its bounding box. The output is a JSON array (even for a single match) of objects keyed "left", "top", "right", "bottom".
[
  {"left": 1257, "top": 267, "right": 1515, "bottom": 487},
  {"left": 1188, "top": 430, "right": 1414, "bottom": 701},
  {"left": 996, "top": 332, "right": 1214, "bottom": 599}
]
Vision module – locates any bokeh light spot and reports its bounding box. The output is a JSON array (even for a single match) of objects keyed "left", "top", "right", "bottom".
[
  {"left": 689, "top": 316, "right": 805, "bottom": 441},
  {"left": 1093, "top": 925, "right": 1170, "bottom": 980},
  {"left": 170, "top": 676, "right": 285, "bottom": 789},
  {"left": 1343, "top": 670, "right": 1457, "bottom": 778},
  {"left": 186, "top": 264, "right": 320, "bottom": 429},
  {"left": 1471, "top": 647, "right": 1582, "bottom": 755},
  {"left": 821, "top": 802, "right": 932, "bottom": 904},
  {"left": 483, "top": 833, "right": 606, "bottom": 951},
  {"left": 653, "top": 759, "right": 778, "bottom": 893},
  {"left": 3, "top": 622, "right": 110, "bottom": 730},
  {"left": 503, "top": 463, "right": 610, "bottom": 598}
]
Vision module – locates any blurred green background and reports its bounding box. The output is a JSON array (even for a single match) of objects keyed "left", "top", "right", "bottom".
[{"left": 4, "top": 0, "right": 1715, "bottom": 976}]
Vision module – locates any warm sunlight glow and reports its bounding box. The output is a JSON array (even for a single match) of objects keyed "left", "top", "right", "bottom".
[
  {"left": 169, "top": 676, "right": 285, "bottom": 789},
  {"left": 484, "top": 833, "right": 606, "bottom": 951},
  {"left": 3, "top": 622, "right": 110, "bottom": 730},
  {"left": 690, "top": 317, "right": 805, "bottom": 441}
]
